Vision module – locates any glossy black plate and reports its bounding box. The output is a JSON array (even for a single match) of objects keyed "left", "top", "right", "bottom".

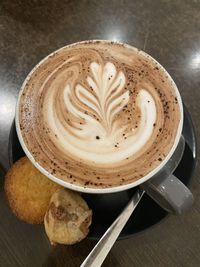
[{"left": 8, "top": 105, "right": 197, "bottom": 240}]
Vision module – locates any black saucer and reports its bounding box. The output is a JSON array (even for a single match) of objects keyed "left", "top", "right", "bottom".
[{"left": 8, "top": 105, "right": 197, "bottom": 240}]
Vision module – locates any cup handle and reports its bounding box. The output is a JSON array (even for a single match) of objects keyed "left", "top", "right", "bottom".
[{"left": 141, "top": 174, "right": 194, "bottom": 214}]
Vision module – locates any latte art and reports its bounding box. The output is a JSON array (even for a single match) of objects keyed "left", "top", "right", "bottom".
[
  {"left": 46, "top": 61, "right": 156, "bottom": 164},
  {"left": 18, "top": 41, "right": 181, "bottom": 189}
]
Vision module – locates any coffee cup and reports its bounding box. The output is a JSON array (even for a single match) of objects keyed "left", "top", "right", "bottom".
[{"left": 15, "top": 40, "right": 193, "bottom": 214}]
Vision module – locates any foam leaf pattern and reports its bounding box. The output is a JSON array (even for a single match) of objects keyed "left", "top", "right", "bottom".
[{"left": 64, "top": 62, "right": 129, "bottom": 139}]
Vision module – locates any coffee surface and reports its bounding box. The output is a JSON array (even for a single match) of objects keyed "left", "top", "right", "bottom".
[{"left": 18, "top": 41, "right": 181, "bottom": 188}]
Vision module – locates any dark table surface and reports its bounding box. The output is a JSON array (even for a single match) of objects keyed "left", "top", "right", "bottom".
[{"left": 0, "top": 1, "right": 199, "bottom": 266}]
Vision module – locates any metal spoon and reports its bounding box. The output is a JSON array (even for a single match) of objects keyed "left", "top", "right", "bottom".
[{"left": 81, "top": 188, "right": 144, "bottom": 267}]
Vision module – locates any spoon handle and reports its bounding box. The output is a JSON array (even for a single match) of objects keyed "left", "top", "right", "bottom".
[{"left": 81, "top": 189, "right": 144, "bottom": 267}]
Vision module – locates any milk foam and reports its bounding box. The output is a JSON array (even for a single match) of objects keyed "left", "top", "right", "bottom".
[
  {"left": 45, "top": 62, "right": 156, "bottom": 164},
  {"left": 19, "top": 41, "right": 181, "bottom": 188}
]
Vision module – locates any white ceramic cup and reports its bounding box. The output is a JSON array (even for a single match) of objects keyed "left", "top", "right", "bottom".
[{"left": 15, "top": 40, "right": 193, "bottom": 214}]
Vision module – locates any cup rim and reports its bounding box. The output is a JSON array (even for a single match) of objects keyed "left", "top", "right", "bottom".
[{"left": 15, "top": 39, "right": 184, "bottom": 194}]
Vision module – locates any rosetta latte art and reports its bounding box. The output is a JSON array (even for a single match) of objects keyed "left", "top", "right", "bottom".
[
  {"left": 47, "top": 62, "right": 156, "bottom": 164},
  {"left": 18, "top": 41, "right": 181, "bottom": 188}
]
